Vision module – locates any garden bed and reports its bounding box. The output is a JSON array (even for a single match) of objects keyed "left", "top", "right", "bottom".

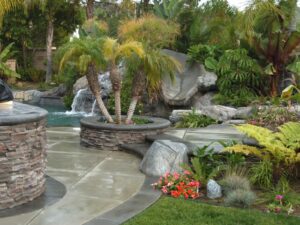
[{"left": 80, "top": 116, "right": 171, "bottom": 150}]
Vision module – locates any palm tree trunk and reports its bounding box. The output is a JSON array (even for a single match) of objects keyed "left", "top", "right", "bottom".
[
  {"left": 86, "top": 0, "right": 94, "bottom": 19},
  {"left": 125, "top": 96, "right": 138, "bottom": 124},
  {"left": 86, "top": 64, "right": 113, "bottom": 123},
  {"left": 45, "top": 18, "right": 54, "bottom": 83},
  {"left": 114, "top": 90, "right": 122, "bottom": 124},
  {"left": 125, "top": 69, "right": 145, "bottom": 124},
  {"left": 110, "top": 67, "right": 122, "bottom": 124}
]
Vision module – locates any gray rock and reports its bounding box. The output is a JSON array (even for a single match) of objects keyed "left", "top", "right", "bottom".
[
  {"left": 197, "top": 68, "right": 217, "bottom": 91},
  {"left": 201, "top": 105, "right": 237, "bottom": 121},
  {"left": 140, "top": 140, "right": 189, "bottom": 177},
  {"left": 235, "top": 106, "right": 253, "bottom": 119},
  {"left": 161, "top": 49, "right": 202, "bottom": 106},
  {"left": 207, "top": 179, "right": 222, "bottom": 199},
  {"left": 242, "top": 137, "right": 261, "bottom": 148},
  {"left": 44, "top": 84, "right": 67, "bottom": 97},
  {"left": 73, "top": 76, "right": 88, "bottom": 94},
  {"left": 192, "top": 92, "right": 215, "bottom": 109}
]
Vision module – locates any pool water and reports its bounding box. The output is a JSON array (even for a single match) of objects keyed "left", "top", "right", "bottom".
[{"left": 34, "top": 104, "right": 84, "bottom": 127}]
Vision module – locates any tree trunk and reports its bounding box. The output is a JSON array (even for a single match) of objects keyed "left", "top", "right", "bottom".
[
  {"left": 86, "top": 64, "right": 113, "bottom": 123},
  {"left": 125, "top": 69, "right": 145, "bottom": 124},
  {"left": 270, "top": 74, "right": 279, "bottom": 97},
  {"left": 86, "top": 0, "right": 94, "bottom": 19},
  {"left": 110, "top": 67, "right": 122, "bottom": 124},
  {"left": 114, "top": 90, "right": 122, "bottom": 124},
  {"left": 125, "top": 96, "right": 138, "bottom": 124},
  {"left": 45, "top": 19, "right": 54, "bottom": 83}
]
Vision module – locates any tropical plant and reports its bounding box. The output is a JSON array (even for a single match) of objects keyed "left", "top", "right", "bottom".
[
  {"left": 153, "top": 0, "right": 185, "bottom": 21},
  {"left": 59, "top": 37, "right": 113, "bottom": 123},
  {"left": 187, "top": 44, "right": 222, "bottom": 66},
  {"left": 175, "top": 108, "right": 216, "bottom": 128},
  {"left": 223, "top": 122, "right": 300, "bottom": 183},
  {"left": 241, "top": 0, "right": 300, "bottom": 96},
  {"left": 0, "top": 43, "right": 20, "bottom": 79},
  {"left": 118, "top": 16, "right": 181, "bottom": 124},
  {"left": 189, "top": 0, "right": 239, "bottom": 49},
  {"left": 102, "top": 37, "right": 144, "bottom": 124},
  {"left": 0, "top": 0, "right": 22, "bottom": 25}
]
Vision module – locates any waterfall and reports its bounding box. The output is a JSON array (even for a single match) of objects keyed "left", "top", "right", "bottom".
[
  {"left": 91, "top": 100, "right": 97, "bottom": 115},
  {"left": 66, "top": 88, "right": 94, "bottom": 115}
]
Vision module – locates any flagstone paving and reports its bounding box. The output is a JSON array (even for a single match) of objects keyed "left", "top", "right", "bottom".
[
  {"left": 0, "top": 124, "right": 243, "bottom": 225},
  {"left": 0, "top": 127, "right": 145, "bottom": 225}
]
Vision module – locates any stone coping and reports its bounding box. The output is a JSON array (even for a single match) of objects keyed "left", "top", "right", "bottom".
[
  {"left": 0, "top": 102, "right": 48, "bottom": 125},
  {"left": 80, "top": 116, "right": 171, "bottom": 131}
]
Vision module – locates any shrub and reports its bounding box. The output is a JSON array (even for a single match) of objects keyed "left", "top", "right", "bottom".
[
  {"left": 175, "top": 109, "right": 216, "bottom": 128},
  {"left": 63, "top": 94, "right": 74, "bottom": 110},
  {"left": 152, "top": 171, "right": 201, "bottom": 199},
  {"left": 221, "top": 175, "right": 251, "bottom": 195},
  {"left": 225, "top": 189, "right": 256, "bottom": 208},
  {"left": 247, "top": 107, "right": 300, "bottom": 131},
  {"left": 249, "top": 160, "right": 273, "bottom": 189},
  {"left": 214, "top": 90, "right": 257, "bottom": 107},
  {"left": 187, "top": 44, "right": 222, "bottom": 65},
  {"left": 224, "top": 122, "right": 300, "bottom": 183}
]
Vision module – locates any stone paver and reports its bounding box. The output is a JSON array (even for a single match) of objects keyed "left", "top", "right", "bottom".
[{"left": 0, "top": 127, "right": 145, "bottom": 225}]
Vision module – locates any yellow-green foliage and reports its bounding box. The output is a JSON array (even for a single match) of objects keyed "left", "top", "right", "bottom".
[
  {"left": 223, "top": 122, "right": 300, "bottom": 166},
  {"left": 118, "top": 15, "right": 180, "bottom": 48}
]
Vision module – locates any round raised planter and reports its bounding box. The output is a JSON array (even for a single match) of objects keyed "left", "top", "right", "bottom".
[
  {"left": 0, "top": 102, "right": 48, "bottom": 209},
  {"left": 80, "top": 116, "right": 171, "bottom": 150}
]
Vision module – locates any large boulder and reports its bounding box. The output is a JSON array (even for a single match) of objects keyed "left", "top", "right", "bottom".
[
  {"left": 192, "top": 92, "right": 215, "bottom": 109},
  {"left": 140, "top": 140, "right": 189, "bottom": 177},
  {"left": 161, "top": 49, "right": 217, "bottom": 106},
  {"left": 201, "top": 105, "right": 237, "bottom": 121}
]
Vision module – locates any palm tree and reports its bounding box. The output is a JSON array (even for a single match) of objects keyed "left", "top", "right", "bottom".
[
  {"left": 118, "top": 15, "right": 182, "bottom": 124},
  {"left": 102, "top": 38, "right": 144, "bottom": 124},
  {"left": 125, "top": 49, "right": 181, "bottom": 124},
  {"left": 59, "top": 38, "right": 114, "bottom": 123},
  {"left": 242, "top": 0, "right": 300, "bottom": 96},
  {"left": 0, "top": 0, "right": 22, "bottom": 24},
  {"left": 0, "top": 43, "right": 20, "bottom": 79}
]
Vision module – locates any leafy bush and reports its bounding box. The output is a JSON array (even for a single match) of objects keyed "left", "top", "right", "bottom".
[
  {"left": 184, "top": 142, "right": 245, "bottom": 186},
  {"left": 248, "top": 107, "right": 300, "bottom": 131},
  {"left": 175, "top": 109, "right": 216, "bottom": 128},
  {"left": 225, "top": 189, "right": 256, "bottom": 208},
  {"left": 214, "top": 90, "right": 257, "bottom": 107},
  {"left": 187, "top": 44, "right": 222, "bottom": 65},
  {"left": 224, "top": 122, "right": 300, "bottom": 183},
  {"left": 221, "top": 175, "right": 251, "bottom": 195},
  {"left": 63, "top": 94, "right": 74, "bottom": 110}
]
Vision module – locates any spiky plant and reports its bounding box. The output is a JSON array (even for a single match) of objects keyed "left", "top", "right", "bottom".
[
  {"left": 102, "top": 37, "right": 144, "bottom": 124},
  {"left": 59, "top": 37, "right": 113, "bottom": 123},
  {"left": 153, "top": 0, "right": 185, "bottom": 21}
]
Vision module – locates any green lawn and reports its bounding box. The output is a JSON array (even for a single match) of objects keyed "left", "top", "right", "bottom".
[{"left": 123, "top": 197, "right": 300, "bottom": 225}]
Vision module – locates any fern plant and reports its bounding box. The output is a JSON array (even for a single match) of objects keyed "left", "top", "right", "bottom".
[{"left": 223, "top": 122, "right": 300, "bottom": 182}]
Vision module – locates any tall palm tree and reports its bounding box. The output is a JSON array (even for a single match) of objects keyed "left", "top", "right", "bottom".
[
  {"left": 102, "top": 38, "right": 144, "bottom": 124},
  {"left": 242, "top": 0, "right": 300, "bottom": 96},
  {"left": 59, "top": 38, "right": 114, "bottom": 123},
  {"left": 118, "top": 15, "right": 181, "bottom": 124},
  {"left": 125, "top": 49, "right": 181, "bottom": 124}
]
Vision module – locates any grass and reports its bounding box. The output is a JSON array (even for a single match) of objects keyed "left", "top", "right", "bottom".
[{"left": 123, "top": 197, "right": 300, "bottom": 225}]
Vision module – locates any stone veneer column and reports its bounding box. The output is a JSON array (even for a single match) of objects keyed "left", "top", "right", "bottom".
[{"left": 0, "top": 103, "right": 48, "bottom": 209}]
